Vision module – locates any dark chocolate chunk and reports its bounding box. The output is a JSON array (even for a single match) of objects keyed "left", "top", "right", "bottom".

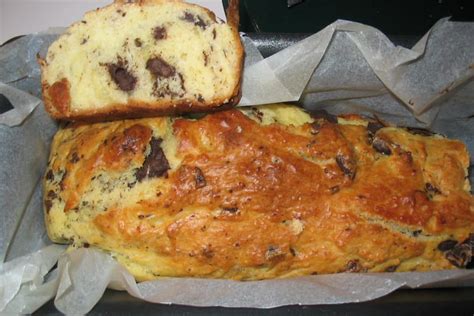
[
  {"left": 44, "top": 199, "right": 53, "bottom": 213},
  {"left": 83, "top": 242, "right": 90, "bottom": 248},
  {"left": 135, "top": 138, "right": 170, "bottom": 182},
  {"left": 372, "top": 137, "right": 392, "bottom": 155},
  {"left": 385, "top": 265, "right": 398, "bottom": 272},
  {"left": 70, "top": 152, "right": 80, "bottom": 163},
  {"left": 345, "top": 259, "right": 365, "bottom": 273},
  {"left": 153, "top": 26, "right": 167, "bottom": 40},
  {"left": 45, "top": 169, "right": 54, "bottom": 182},
  {"left": 59, "top": 171, "right": 68, "bottom": 191},
  {"left": 182, "top": 12, "right": 208, "bottom": 29},
  {"left": 47, "top": 190, "right": 57, "bottom": 199},
  {"left": 183, "top": 12, "right": 195, "bottom": 22},
  {"left": 310, "top": 121, "right": 322, "bottom": 135},
  {"left": 443, "top": 235, "right": 474, "bottom": 268},
  {"left": 425, "top": 183, "right": 441, "bottom": 195},
  {"left": 222, "top": 206, "right": 239, "bottom": 214},
  {"left": 308, "top": 109, "right": 337, "bottom": 123},
  {"left": 107, "top": 62, "right": 136, "bottom": 91},
  {"left": 336, "top": 154, "right": 356, "bottom": 180},
  {"left": 194, "top": 167, "right": 206, "bottom": 188},
  {"left": 445, "top": 243, "right": 472, "bottom": 268},
  {"left": 367, "top": 122, "right": 384, "bottom": 136},
  {"left": 146, "top": 57, "right": 175, "bottom": 78},
  {"left": 438, "top": 239, "right": 459, "bottom": 252},
  {"left": 134, "top": 38, "right": 142, "bottom": 47},
  {"left": 251, "top": 107, "right": 264, "bottom": 122},
  {"left": 195, "top": 16, "right": 207, "bottom": 29}
]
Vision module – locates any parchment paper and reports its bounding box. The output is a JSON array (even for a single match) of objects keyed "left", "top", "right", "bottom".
[{"left": 1, "top": 17, "right": 474, "bottom": 314}]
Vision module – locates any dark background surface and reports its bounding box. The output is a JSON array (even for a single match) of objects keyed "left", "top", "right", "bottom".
[
  {"left": 224, "top": 0, "right": 474, "bottom": 36},
  {"left": 17, "top": 0, "right": 474, "bottom": 314}
]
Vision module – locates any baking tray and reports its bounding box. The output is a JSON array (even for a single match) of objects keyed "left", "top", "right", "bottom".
[{"left": 1, "top": 33, "right": 472, "bottom": 315}]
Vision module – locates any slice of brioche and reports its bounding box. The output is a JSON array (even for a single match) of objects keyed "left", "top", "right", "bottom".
[{"left": 39, "top": 0, "right": 243, "bottom": 121}]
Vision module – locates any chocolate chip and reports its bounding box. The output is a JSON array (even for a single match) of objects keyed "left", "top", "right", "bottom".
[
  {"left": 367, "top": 122, "right": 385, "bottom": 135},
  {"left": 44, "top": 199, "right": 53, "bottom": 213},
  {"left": 425, "top": 183, "right": 441, "bottom": 195},
  {"left": 372, "top": 137, "right": 392, "bottom": 155},
  {"left": 134, "top": 38, "right": 142, "bottom": 47},
  {"left": 146, "top": 57, "right": 175, "bottom": 78},
  {"left": 222, "top": 206, "right": 239, "bottom": 214},
  {"left": 135, "top": 138, "right": 170, "bottom": 182},
  {"left": 153, "top": 26, "right": 167, "bottom": 40},
  {"left": 59, "top": 171, "right": 68, "bottom": 191},
  {"left": 336, "top": 154, "right": 356, "bottom": 180},
  {"left": 195, "top": 16, "right": 207, "bottom": 29},
  {"left": 412, "top": 230, "right": 422, "bottom": 237},
  {"left": 70, "top": 152, "right": 80, "bottom": 163},
  {"left": 251, "top": 107, "right": 264, "bottom": 122},
  {"left": 438, "top": 240, "right": 458, "bottom": 252},
  {"left": 83, "top": 242, "right": 90, "bottom": 248},
  {"left": 182, "top": 12, "right": 208, "bottom": 29},
  {"left": 47, "top": 190, "right": 57, "bottom": 199},
  {"left": 345, "top": 259, "right": 365, "bottom": 272},
  {"left": 308, "top": 109, "right": 337, "bottom": 123},
  {"left": 45, "top": 169, "right": 54, "bottom": 182},
  {"left": 385, "top": 265, "right": 398, "bottom": 272},
  {"left": 194, "top": 167, "right": 206, "bottom": 188},
  {"left": 446, "top": 243, "right": 472, "bottom": 268},
  {"left": 107, "top": 62, "right": 136, "bottom": 91},
  {"left": 183, "top": 12, "right": 195, "bottom": 22}
]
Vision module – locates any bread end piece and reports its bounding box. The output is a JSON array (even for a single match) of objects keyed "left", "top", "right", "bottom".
[{"left": 40, "top": 0, "right": 244, "bottom": 121}]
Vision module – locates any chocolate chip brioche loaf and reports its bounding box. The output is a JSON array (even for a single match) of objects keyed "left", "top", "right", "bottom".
[
  {"left": 43, "top": 104, "right": 474, "bottom": 281},
  {"left": 39, "top": 0, "right": 243, "bottom": 121}
]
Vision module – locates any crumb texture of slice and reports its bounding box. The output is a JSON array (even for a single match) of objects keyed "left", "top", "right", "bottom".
[
  {"left": 40, "top": 0, "right": 243, "bottom": 120},
  {"left": 43, "top": 103, "right": 474, "bottom": 281}
]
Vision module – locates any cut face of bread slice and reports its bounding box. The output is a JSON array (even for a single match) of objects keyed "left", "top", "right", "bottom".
[{"left": 39, "top": 0, "right": 243, "bottom": 121}]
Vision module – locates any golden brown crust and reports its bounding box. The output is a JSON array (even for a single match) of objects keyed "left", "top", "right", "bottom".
[
  {"left": 43, "top": 93, "right": 239, "bottom": 122},
  {"left": 44, "top": 105, "right": 474, "bottom": 280},
  {"left": 226, "top": 0, "right": 240, "bottom": 30}
]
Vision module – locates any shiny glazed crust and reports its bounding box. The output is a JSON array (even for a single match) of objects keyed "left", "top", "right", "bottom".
[
  {"left": 43, "top": 104, "right": 474, "bottom": 281},
  {"left": 38, "top": 0, "right": 243, "bottom": 122}
]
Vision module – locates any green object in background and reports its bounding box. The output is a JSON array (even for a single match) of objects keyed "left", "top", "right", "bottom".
[{"left": 223, "top": 0, "right": 474, "bottom": 35}]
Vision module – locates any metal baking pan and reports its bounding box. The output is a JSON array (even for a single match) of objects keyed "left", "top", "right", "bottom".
[{"left": 19, "top": 33, "right": 472, "bottom": 315}]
